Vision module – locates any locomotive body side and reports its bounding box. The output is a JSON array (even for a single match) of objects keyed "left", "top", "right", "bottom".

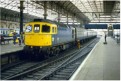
[{"left": 52, "top": 26, "right": 75, "bottom": 46}]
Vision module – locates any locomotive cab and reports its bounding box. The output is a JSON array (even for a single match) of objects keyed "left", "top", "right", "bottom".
[{"left": 24, "top": 22, "right": 57, "bottom": 47}]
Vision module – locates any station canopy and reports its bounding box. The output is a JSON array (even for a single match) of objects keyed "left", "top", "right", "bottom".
[
  {"left": 71, "top": 0, "right": 120, "bottom": 23},
  {"left": 0, "top": 0, "right": 120, "bottom": 24}
]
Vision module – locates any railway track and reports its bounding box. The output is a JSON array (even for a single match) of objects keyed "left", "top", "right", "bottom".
[
  {"left": 41, "top": 40, "right": 98, "bottom": 80},
  {"left": 1, "top": 44, "right": 77, "bottom": 80},
  {"left": 42, "top": 55, "right": 87, "bottom": 80},
  {"left": 1, "top": 38, "right": 99, "bottom": 80},
  {"left": 1, "top": 61, "right": 39, "bottom": 79}
]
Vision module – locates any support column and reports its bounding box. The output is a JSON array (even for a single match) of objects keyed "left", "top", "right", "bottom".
[
  {"left": 58, "top": 13, "right": 61, "bottom": 23},
  {"left": 43, "top": 1, "right": 47, "bottom": 19},
  {"left": 57, "top": 7, "right": 61, "bottom": 23},
  {"left": 19, "top": 1, "right": 24, "bottom": 34},
  {"left": 108, "top": 24, "right": 113, "bottom": 36},
  {"left": 80, "top": 21, "right": 82, "bottom": 27},
  {"left": 72, "top": 15, "right": 75, "bottom": 25},
  {"left": 57, "top": 8, "right": 61, "bottom": 23},
  {"left": 67, "top": 12, "right": 68, "bottom": 25}
]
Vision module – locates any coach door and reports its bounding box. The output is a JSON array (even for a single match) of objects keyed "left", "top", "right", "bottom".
[{"left": 72, "top": 28, "right": 75, "bottom": 40}]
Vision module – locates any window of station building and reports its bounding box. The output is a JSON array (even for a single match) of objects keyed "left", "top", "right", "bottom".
[
  {"left": 34, "top": 24, "right": 40, "bottom": 33},
  {"left": 42, "top": 25, "right": 50, "bottom": 33},
  {"left": 1, "top": 30, "right": 3, "bottom": 34},
  {"left": 6, "top": 31, "right": 8, "bottom": 34},
  {"left": 3, "top": 31, "right": 5, "bottom": 34}
]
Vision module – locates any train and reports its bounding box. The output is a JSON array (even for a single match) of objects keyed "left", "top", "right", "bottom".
[
  {"left": 24, "top": 19, "right": 97, "bottom": 58},
  {"left": 0, "top": 28, "right": 20, "bottom": 37},
  {"left": 0, "top": 28, "right": 14, "bottom": 36},
  {"left": 0, "top": 28, "right": 20, "bottom": 44}
]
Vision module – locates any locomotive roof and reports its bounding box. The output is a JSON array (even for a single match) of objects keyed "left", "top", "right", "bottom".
[
  {"left": 33, "top": 19, "right": 69, "bottom": 28},
  {"left": 33, "top": 19, "right": 56, "bottom": 24}
]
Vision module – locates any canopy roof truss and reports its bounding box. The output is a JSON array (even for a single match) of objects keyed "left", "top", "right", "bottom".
[
  {"left": 71, "top": 0, "right": 120, "bottom": 23},
  {"left": 0, "top": 0, "right": 120, "bottom": 24}
]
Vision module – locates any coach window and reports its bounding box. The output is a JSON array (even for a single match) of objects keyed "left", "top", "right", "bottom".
[{"left": 42, "top": 25, "right": 50, "bottom": 33}]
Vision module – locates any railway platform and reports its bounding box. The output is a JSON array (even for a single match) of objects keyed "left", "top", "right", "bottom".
[
  {"left": 70, "top": 36, "right": 120, "bottom": 80},
  {"left": 0, "top": 41, "right": 24, "bottom": 55}
]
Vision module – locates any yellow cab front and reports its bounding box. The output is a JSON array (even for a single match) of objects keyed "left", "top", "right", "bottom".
[{"left": 24, "top": 22, "right": 57, "bottom": 47}]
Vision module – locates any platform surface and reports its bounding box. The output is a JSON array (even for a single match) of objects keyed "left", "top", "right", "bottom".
[
  {"left": 70, "top": 37, "right": 120, "bottom": 80},
  {"left": 0, "top": 41, "right": 24, "bottom": 55}
]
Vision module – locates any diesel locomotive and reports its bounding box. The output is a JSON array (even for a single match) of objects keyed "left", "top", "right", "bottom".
[{"left": 24, "top": 19, "right": 97, "bottom": 57}]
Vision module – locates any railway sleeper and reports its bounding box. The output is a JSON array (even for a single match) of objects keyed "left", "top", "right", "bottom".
[
  {"left": 49, "top": 76, "right": 67, "bottom": 80},
  {"left": 22, "top": 77, "right": 35, "bottom": 80},
  {"left": 58, "top": 69, "right": 72, "bottom": 73},
  {"left": 33, "top": 73, "right": 44, "bottom": 76},
  {"left": 52, "top": 75, "right": 68, "bottom": 79},
  {"left": 3, "top": 70, "right": 16, "bottom": 74},
  {"left": 48, "top": 65, "right": 58, "bottom": 68},
  {"left": 1, "top": 73, "right": 13, "bottom": 78},
  {"left": 1, "top": 73, "right": 12, "bottom": 78},
  {"left": 56, "top": 72, "right": 70, "bottom": 76},
  {"left": 26, "top": 75, "right": 41, "bottom": 80},
  {"left": 1, "top": 73, "right": 10, "bottom": 76},
  {"left": 1, "top": 73, "right": 14, "bottom": 78},
  {"left": 26, "top": 75, "right": 35, "bottom": 78},
  {"left": 48, "top": 77, "right": 65, "bottom": 80}
]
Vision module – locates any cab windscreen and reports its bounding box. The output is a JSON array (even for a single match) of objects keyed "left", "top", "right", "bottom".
[
  {"left": 34, "top": 24, "right": 40, "bottom": 33},
  {"left": 42, "top": 25, "right": 50, "bottom": 33}
]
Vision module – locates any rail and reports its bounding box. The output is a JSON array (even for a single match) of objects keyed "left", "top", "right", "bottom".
[{"left": 6, "top": 38, "right": 99, "bottom": 80}]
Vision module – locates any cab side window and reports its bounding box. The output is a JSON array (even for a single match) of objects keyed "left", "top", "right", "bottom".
[{"left": 52, "top": 27, "right": 54, "bottom": 33}]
